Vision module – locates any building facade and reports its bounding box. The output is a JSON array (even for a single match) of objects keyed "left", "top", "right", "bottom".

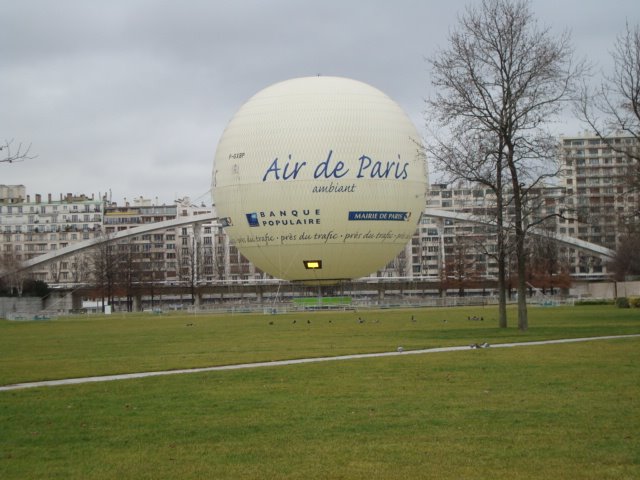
[
  {"left": 558, "top": 133, "right": 639, "bottom": 277},
  {"left": 0, "top": 186, "right": 103, "bottom": 283},
  {"left": 2, "top": 132, "right": 637, "bottom": 291}
]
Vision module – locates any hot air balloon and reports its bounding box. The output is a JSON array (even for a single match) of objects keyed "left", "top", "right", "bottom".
[{"left": 213, "top": 76, "right": 428, "bottom": 283}]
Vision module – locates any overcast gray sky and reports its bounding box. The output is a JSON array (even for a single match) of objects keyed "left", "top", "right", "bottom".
[{"left": 2, "top": 0, "right": 638, "bottom": 204}]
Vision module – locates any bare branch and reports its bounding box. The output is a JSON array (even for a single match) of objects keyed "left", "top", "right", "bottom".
[
  {"left": 1, "top": 139, "right": 37, "bottom": 164},
  {"left": 575, "top": 21, "right": 640, "bottom": 153}
]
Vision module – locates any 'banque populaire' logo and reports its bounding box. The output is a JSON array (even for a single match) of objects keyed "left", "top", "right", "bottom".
[
  {"left": 246, "top": 213, "right": 260, "bottom": 227},
  {"left": 246, "top": 209, "right": 321, "bottom": 227}
]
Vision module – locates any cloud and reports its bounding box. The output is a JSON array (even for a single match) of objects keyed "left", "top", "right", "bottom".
[{"left": 1, "top": 0, "right": 638, "bottom": 203}]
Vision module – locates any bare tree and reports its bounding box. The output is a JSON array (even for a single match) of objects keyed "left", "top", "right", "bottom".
[
  {"left": 176, "top": 231, "right": 202, "bottom": 305},
  {"left": 526, "top": 223, "right": 572, "bottom": 295},
  {"left": 70, "top": 253, "right": 91, "bottom": 283},
  {"left": 443, "top": 234, "right": 481, "bottom": 296},
  {"left": 0, "top": 252, "right": 25, "bottom": 296},
  {"left": 115, "top": 239, "right": 144, "bottom": 312},
  {"left": 577, "top": 21, "right": 640, "bottom": 214},
  {"left": 1, "top": 139, "right": 36, "bottom": 164},
  {"left": 48, "top": 261, "right": 62, "bottom": 284},
  {"left": 577, "top": 22, "right": 640, "bottom": 149},
  {"left": 426, "top": 0, "right": 585, "bottom": 330},
  {"left": 426, "top": 131, "right": 511, "bottom": 326},
  {"left": 89, "top": 234, "right": 118, "bottom": 311},
  {"left": 609, "top": 233, "right": 640, "bottom": 281},
  {"left": 214, "top": 227, "right": 228, "bottom": 281}
]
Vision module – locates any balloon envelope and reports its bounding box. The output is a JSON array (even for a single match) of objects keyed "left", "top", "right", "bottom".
[{"left": 213, "top": 76, "right": 428, "bottom": 283}]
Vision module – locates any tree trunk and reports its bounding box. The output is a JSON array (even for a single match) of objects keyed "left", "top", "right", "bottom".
[
  {"left": 516, "top": 233, "right": 528, "bottom": 331},
  {"left": 496, "top": 158, "right": 508, "bottom": 329},
  {"left": 498, "top": 249, "right": 507, "bottom": 328},
  {"left": 509, "top": 152, "right": 529, "bottom": 332}
]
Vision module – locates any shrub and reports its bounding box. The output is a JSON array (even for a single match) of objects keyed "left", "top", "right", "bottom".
[
  {"left": 628, "top": 296, "right": 640, "bottom": 308},
  {"left": 22, "top": 279, "right": 50, "bottom": 298},
  {"left": 574, "top": 299, "right": 614, "bottom": 306},
  {"left": 615, "top": 297, "right": 630, "bottom": 308}
]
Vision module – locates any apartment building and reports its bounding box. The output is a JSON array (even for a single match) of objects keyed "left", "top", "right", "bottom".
[
  {"left": 101, "top": 196, "right": 179, "bottom": 284},
  {"left": 99, "top": 196, "right": 258, "bottom": 287},
  {"left": 0, "top": 185, "right": 103, "bottom": 282},
  {"left": 559, "top": 133, "right": 639, "bottom": 277},
  {"left": 3, "top": 131, "right": 637, "bottom": 290}
]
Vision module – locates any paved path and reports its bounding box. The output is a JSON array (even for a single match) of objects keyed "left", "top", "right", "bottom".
[{"left": 1, "top": 334, "right": 638, "bottom": 392}]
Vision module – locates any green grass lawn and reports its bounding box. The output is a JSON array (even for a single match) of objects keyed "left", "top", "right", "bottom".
[
  {"left": 1, "top": 305, "right": 639, "bottom": 385},
  {"left": 1, "top": 305, "right": 639, "bottom": 479}
]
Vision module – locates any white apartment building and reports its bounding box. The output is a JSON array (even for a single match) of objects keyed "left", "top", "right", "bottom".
[
  {"left": 100, "top": 196, "right": 261, "bottom": 287},
  {"left": 559, "top": 133, "right": 639, "bottom": 277},
  {"left": 0, "top": 186, "right": 103, "bottom": 283}
]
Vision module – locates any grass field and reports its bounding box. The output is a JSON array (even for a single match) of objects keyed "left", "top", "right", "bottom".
[{"left": 1, "top": 305, "right": 639, "bottom": 479}]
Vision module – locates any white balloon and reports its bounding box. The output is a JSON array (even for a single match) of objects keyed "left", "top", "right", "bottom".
[{"left": 213, "top": 76, "right": 428, "bottom": 283}]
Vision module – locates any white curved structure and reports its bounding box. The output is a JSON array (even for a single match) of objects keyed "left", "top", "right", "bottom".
[
  {"left": 16, "top": 213, "right": 217, "bottom": 271},
  {"left": 424, "top": 208, "right": 615, "bottom": 257},
  {"left": 4, "top": 209, "right": 614, "bottom": 276},
  {"left": 212, "top": 76, "right": 428, "bottom": 283}
]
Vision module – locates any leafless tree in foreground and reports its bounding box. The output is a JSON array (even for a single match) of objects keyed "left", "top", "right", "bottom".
[{"left": 426, "top": 0, "right": 586, "bottom": 330}]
